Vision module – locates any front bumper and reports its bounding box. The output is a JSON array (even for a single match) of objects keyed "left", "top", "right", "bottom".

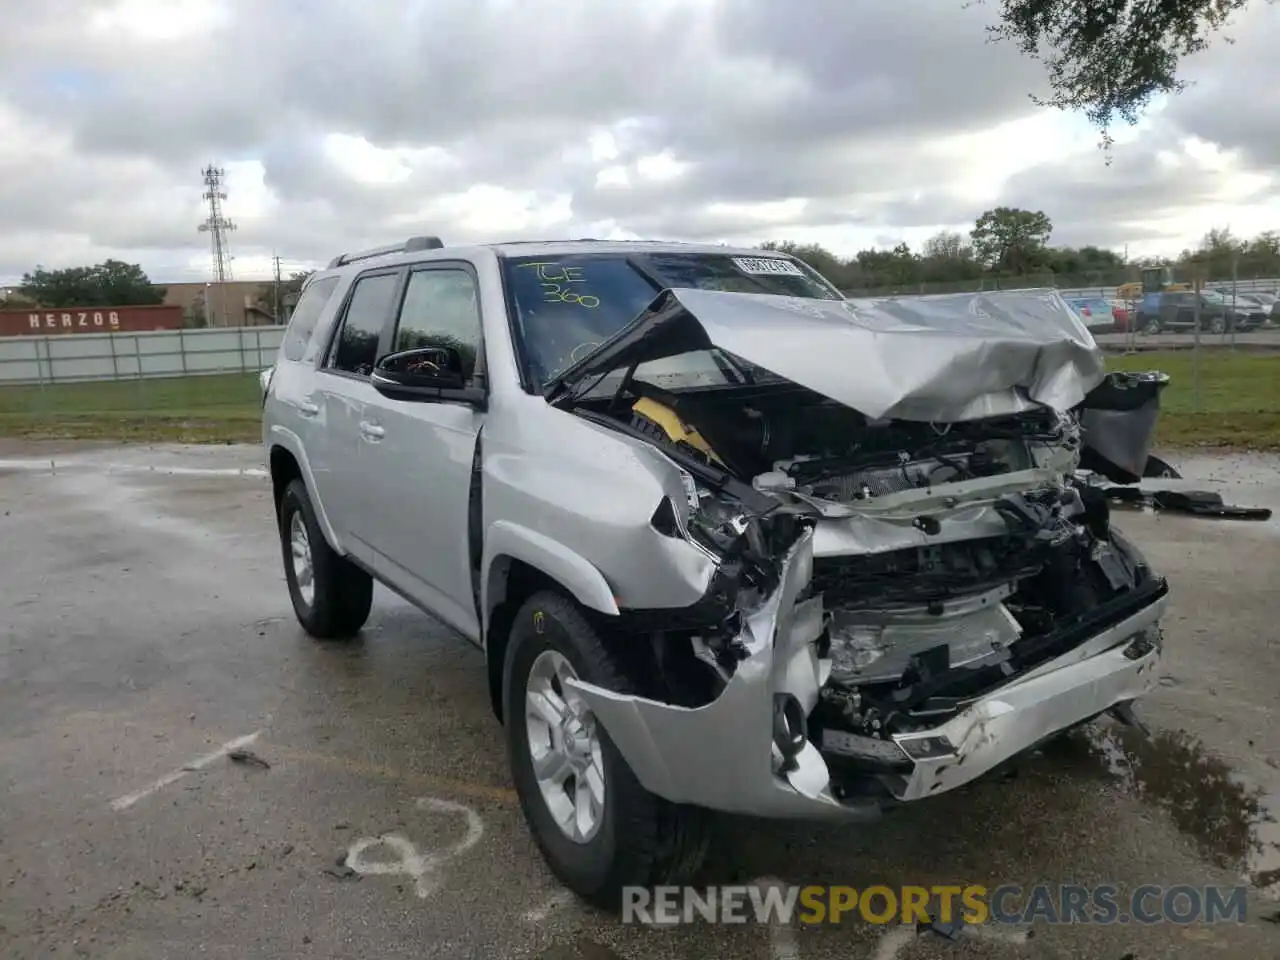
[{"left": 568, "top": 530, "right": 1167, "bottom": 820}]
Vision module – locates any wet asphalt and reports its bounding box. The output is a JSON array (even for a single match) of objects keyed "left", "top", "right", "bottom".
[{"left": 0, "top": 441, "right": 1278, "bottom": 959}]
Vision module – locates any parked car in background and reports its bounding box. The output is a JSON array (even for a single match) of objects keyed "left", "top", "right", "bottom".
[
  {"left": 1210, "top": 290, "right": 1277, "bottom": 327},
  {"left": 1250, "top": 291, "right": 1280, "bottom": 325},
  {"left": 1136, "top": 290, "right": 1261, "bottom": 334},
  {"left": 1065, "top": 296, "right": 1123, "bottom": 334},
  {"left": 1109, "top": 300, "right": 1130, "bottom": 333}
]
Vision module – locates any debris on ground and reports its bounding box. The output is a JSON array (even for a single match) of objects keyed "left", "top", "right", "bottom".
[
  {"left": 1102, "top": 486, "right": 1272, "bottom": 520},
  {"left": 918, "top": 914, "right": 964, "bottom": 941},
  {"left": 322, "top": 856, "right": 360, "bottom": 882},
  {"left": 1152, "top": 489, "right": 1272, "bottom": 519},
  {"left": 227, "top": 748, "right": 271, "bottom": 769}
]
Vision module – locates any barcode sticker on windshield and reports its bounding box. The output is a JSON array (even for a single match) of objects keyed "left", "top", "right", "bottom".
[{"left": 731, "top": 257, "right": 804, "bottom": 277}]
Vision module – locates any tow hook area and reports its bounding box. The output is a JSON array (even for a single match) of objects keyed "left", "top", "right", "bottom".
[
  {"left": 1109, "top": 700, "right": 1150, "bottom": 736},
  {"left": 772, "top": 693, "right": 808, "bottom": 773}
]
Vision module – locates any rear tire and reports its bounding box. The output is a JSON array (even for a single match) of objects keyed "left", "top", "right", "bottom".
[
  {"left": 279, "top": 479, "right": 373, "bottom": 639},
  {"left": 503, "top": 590, "right": 710, "bottom": 909},
  {"left": 1141, "top": 314, "right": 1162, "bottom": 335}
]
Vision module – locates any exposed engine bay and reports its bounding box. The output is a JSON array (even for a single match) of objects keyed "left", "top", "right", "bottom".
[{"left": 572, "top": 372, "right": 1165, "bottom": 794}]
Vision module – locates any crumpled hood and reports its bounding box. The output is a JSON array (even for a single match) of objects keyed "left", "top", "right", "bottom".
[{"left": 552, "top": 286, "right": 1106, "bottom": 422}]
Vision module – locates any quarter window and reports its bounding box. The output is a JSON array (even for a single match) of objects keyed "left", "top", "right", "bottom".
[
  {"left": 281, "top": 276, "right": 339, "bottom": 362},
  {"left": 393, "top": 268, "right": 483, "bottom": 381},
  {"left": 331, "top": 272, "right": 399, "bottom": 375}
]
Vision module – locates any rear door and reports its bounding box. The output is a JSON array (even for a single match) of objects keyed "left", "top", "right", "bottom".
[
  {"left": 315, "top": 268, "right": 404, "bottom": 561},
  {"left": 265, "top": 275, "right": 342, "bottom": 500}
]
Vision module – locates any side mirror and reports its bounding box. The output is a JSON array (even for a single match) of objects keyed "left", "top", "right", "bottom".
[{"left": 370, "top": 347, "right": 486, "bottom": 409}]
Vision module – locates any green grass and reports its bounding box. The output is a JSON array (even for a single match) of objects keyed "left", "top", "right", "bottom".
[
  {"left": 1106, "top": 351, "right": 1280, "bottom": 450},
  {"left": 0, "top": 353, "right": 1277, "bottom": 450},
  {"left": 0, "top": 372, "right": 262, "bottom": 443}
]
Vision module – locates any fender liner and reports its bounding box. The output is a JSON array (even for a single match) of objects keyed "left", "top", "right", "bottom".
[
  {"left": 267, "top": 424, "right": 344, "bottom": 553},
  {"left": 481, "top": 520, "right": 620, "bottom": 640}
]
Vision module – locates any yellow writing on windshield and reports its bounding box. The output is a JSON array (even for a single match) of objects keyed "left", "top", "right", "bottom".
[{"left": 519, "top": 261, "right": 600, "bottom": 308}]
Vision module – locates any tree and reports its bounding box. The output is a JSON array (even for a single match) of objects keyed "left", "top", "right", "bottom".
[
  {"left": 19, "top": 259, "right": 165, "bottom": 307},
  {"left": 0, "top": 290, "right": 37, "bottom": 309},
  {"left": 970, "top": 207, "right": 1054, "bottom": 274},
  {"left": 921, "top": 231, "right": 971, "bottom": 262},
  {"left": 919, "top": 230, "right": 984, "bottom": 283},
  {"left": 1180, "top": 226, "right": 1251, "bottom": 279},
  {"left": 855, "top": 243, "right": 920, "bottom": 288},
  {"left": 1239, "top": 231, "right": 1280, "bottom": 276},
  {"left": 1045, "top": 244, "right": 1126, "bottom": 278},
  {"left": 986, "top": 0, "right": 1255, "bottom": 137}
]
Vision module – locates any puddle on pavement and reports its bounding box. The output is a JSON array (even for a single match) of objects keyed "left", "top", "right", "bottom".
[{"left": 1045, "top": 721, "right": 1280, "bottom": 895}]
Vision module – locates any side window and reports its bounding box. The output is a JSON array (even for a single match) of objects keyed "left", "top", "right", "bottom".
[
  {"left": 393, "top": 268, "right": 482, "bottom": 381},
  {"left": 281, "top": 276, "right": 339, "bottom": 362},
  {"left": 330, "top": 272, "right": 400, "bottom": 376}
]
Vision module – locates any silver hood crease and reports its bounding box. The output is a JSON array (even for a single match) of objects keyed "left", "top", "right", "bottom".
[{"left": 581, "top": 287, "right": 1106, "bottom": 422}]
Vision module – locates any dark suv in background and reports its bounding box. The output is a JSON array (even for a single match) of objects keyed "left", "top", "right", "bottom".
[{"left": 1136, "top": 290, "right": 1262, "bottom": 334}]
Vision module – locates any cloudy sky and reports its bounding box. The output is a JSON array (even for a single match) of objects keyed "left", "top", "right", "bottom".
[{"left": 1, "top": 0, "right": 1277, "bottom": 284}]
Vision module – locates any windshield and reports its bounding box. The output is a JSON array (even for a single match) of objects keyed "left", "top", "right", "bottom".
[
  {"left": 1201, "top": 291, "right": 1227, "bottom": 304},
  {"left": 502, "top": 251, "right": 841, "bottom": 387}
]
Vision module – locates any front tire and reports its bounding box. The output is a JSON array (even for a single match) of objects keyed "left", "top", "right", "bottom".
[
  {"left": 278, "top": 479, "right": 373, "bottom": 639},
  {"left": 503, "top": 591, "right": 710, "bottom": 908},
  {"left": 1143, "top": 454, "right": 1182, "bottom": 479}
]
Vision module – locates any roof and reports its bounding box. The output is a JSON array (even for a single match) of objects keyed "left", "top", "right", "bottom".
[
  {"left": 319, "top": 238, "right": 786, "bottom": 276},
  {"left": 486, "top": 239, "right": 770, "bottom": 258}
]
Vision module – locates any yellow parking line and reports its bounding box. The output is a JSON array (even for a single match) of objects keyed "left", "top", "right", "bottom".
[{"left": 272, "top": 745, "right": 519, "bottom": 805}]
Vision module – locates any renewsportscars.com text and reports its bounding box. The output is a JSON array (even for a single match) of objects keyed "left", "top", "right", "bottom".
[{"left": 622, "top": 883, "right": 1249, "bottom": 926}]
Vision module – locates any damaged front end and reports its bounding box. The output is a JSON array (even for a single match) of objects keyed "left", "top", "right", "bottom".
[{"left": 556, "top": 287, "right": 1170, "bottom": 818}]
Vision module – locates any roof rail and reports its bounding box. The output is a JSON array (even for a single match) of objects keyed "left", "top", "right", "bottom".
[{"left": 326, "top": 235, "right": 444, "bottom": 269}]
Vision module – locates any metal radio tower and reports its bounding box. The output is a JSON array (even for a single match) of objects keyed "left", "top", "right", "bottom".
[{"left": 198, "top": 165, "right": 236, "bottom": 324}]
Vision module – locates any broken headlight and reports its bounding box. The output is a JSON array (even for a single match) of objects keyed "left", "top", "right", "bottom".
[{"left": 661, "top": 465, "right": 751, "bottom": 556}]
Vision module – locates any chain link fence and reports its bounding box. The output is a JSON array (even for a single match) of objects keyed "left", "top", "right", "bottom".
[
  {"left": 1, "top": 273, "right": 1277, "bottom": 443},
  {"left": 838, "top": 273, "right": 1280, "bottom": 421},
  {"left": 838, "top": 273, "right": 1280, "bottom": 300}
]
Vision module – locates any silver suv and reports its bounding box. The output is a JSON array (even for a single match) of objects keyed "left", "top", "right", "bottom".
[{"left": 262, "top": 238, "right": 1169, "bottom": 906}]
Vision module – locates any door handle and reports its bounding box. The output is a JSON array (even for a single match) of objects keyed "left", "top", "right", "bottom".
[
  {"left": 360, "top": 421, "right": 385, "bottom": 440},
  {"left": 298, "top": 401, "right": 320, "bottom": 417}
]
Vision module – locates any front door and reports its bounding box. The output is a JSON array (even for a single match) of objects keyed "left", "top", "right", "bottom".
[
  {"left": 357, "top": 263, "right": 487, "bottom": 640},
  {"left": 1172, "top": 293, "right": 1196, "bottom": 329}
]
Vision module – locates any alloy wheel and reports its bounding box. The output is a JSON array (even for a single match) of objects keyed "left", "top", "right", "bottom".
[
  {"left": 289, "top": 511, "right": 315, "bottom": 606},
  {"left": 524, "top": 649, "right": 606, "bottom": 844}
]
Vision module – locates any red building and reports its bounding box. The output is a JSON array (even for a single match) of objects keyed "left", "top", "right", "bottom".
[{"left": 0, "top": 305, "right": 183, "bottom": 336}]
